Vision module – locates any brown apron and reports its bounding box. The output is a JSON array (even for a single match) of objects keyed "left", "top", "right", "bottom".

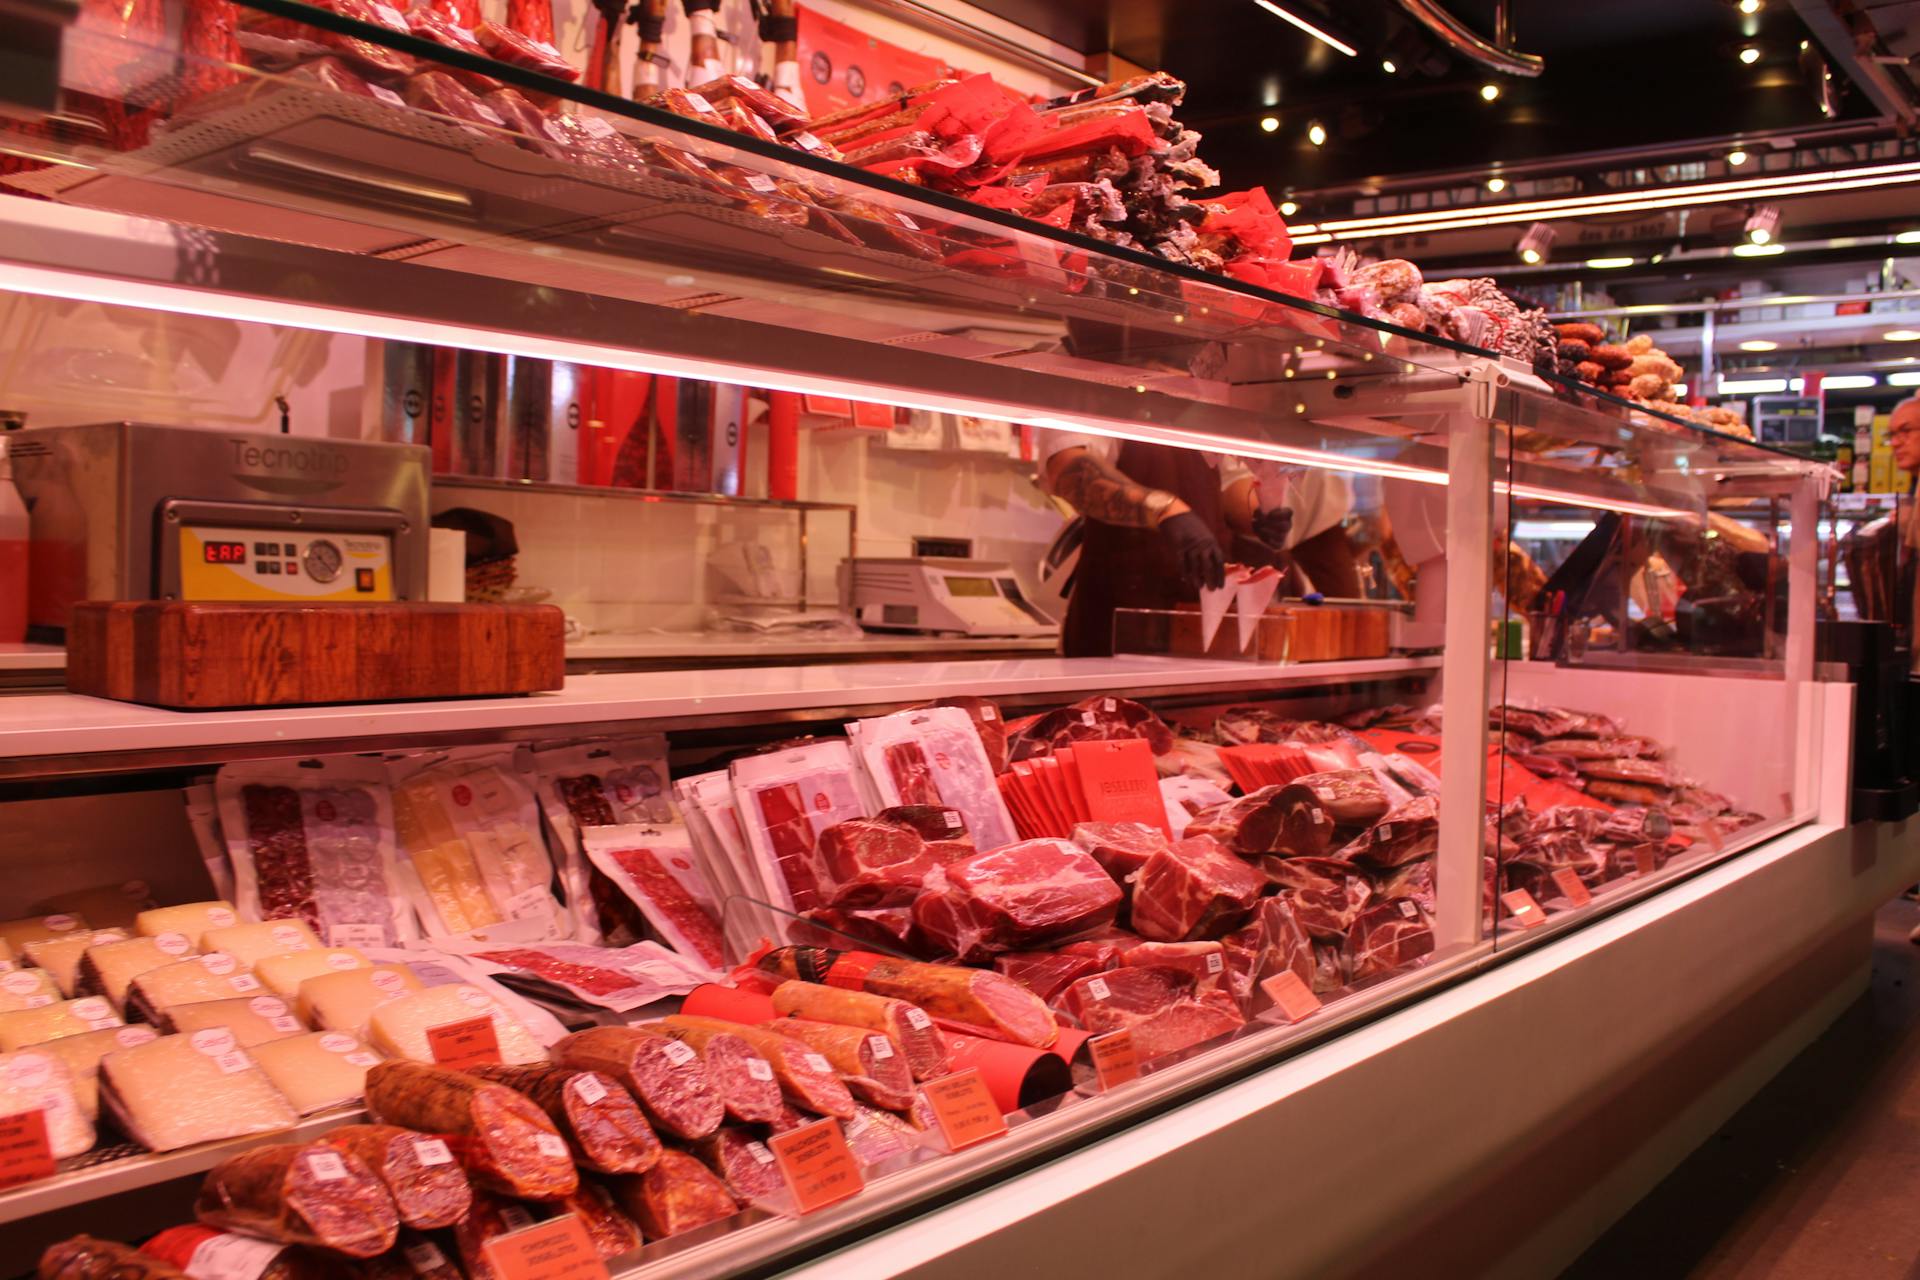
[{"left": 1062, "top": 440, "right": 1234, "bottom": 657}]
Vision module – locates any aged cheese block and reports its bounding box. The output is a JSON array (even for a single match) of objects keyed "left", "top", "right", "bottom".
[{"left": 99, "top": 1033, "right": 299, "bottom": 1151}]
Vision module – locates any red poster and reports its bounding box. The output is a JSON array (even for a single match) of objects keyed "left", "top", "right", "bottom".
[{"left": 795, "top": 5, "right": 951, "bottom": 119}]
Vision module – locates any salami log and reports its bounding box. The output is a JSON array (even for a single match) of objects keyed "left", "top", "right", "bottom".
[
  {"left": 762, "top": 1018, "right": 915, "bottom": 1111},
  {"left": 364, "top": 1061, "right": 578, "bottom": 1200},
  {"left": 43, "top": 1239, "right": 190, "bottom": 1280},
  {"left": 654, "top": 1015, "right": 854, "bottom": 1119},
  {"left": 194, "top": 1143, "right": 400, "bottom": 1258},
  {"left": 613, "top": 1023, "right": 781, "bottom": 1126},
  {"left": 766, "top": 980, "right": 951, "bottom": 1080},
  {"left": 452, "top": 1193, "right": 544, "bottom": 1280},
  {"left": 143, "top": 1226, "right": 357, "bottom": 1280},
  {"left": 550, "top": 1026, "right": 723, "bottom": 1141},
  {"left": 606, "top": 1149, "right": 738, "bottom": 1239},
  {"left": 464, "top": 1064, "right": 662, "bottom": 1174},
  {"left": 687, "top": 1126, "right": 787, "bottom": 1204},
  {"left": 758, "top": 948, "right": 1058, "bottom": 1049},
  {"left": 320, "top": 1124, "right": 473, "bottom": 1231},
  {"left": 554, "top": 1181, "right": 644, "bottom": 1258}
]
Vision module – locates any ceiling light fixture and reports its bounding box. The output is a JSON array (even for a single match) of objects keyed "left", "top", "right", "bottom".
[
  {"left": 1382, "top": 58, "right": 1397, "bottom": 73},
  {"left": 1260, "top": 115, "right": 1280, "bottom": 133},
  {"left": 1487, "top": 175, "right": 1507, "bottom": 193},
  {"left": 1719, "top": 377, "right": 1790, "bottom": 393},
  {"left": 1738, "top": 0, "right": 1761, "bottom": 13},
  {"left": 1516, "top": 222, "right": 1555, "bottom": 265},
  {"left": 1744, "top": 204, "right": 1781, "bottom": 244},
  {"left": 1480, "top": 83, "right": 1502, "bottom": 102},
  {"left": 1250, "top": 0, "right": 1358, "bottom": 56},
  {"left": 1733, "top": 242, "right": 1786, "bottom": 256},
  {"left": 1279, "top": 200, "right": 1299, "bottom": 216},
  {"left": 1586, "top": 257, "right": 1636, "bottom": 269},
  {"left": 1738, "top": 339, "right": 1779, "bottom": 351},
  {"left": 1307, "top": 120, "right": 1328, "bottom": 146},
  {"left": 1821, "top": 375, "right": 1878, "bottom": 389},
  {"left": 1896, "top": 230, "right": 1920, "bottom": 243},
  {"left": 1727, "top": 148, "right": 1749, "bottom": 166},
  {"left": 1740, "top": 45, "right": 1760, "bottom": 64},
  {"left": 1884, "top": 330, "right": 1920, "bottom": 342}
]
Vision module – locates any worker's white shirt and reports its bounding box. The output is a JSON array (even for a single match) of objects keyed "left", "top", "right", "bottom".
[{"left": 1041, "top": 430, "right": 1253, "bottom": 491}]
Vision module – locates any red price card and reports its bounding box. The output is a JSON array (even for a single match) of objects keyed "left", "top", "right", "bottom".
[
  {"left": 482, "top": 1214, "right": 609, "bottom": 1280},
  {"left": 1500, "top": 889, "right": 1547, "bottom": 929},
  {"left": 0, "top": 1110, "right": 53, "bottom": 1190},
  {"left": 1633, "top": 846, "right": 1658, "bottom": 877},
  {"left": 1260, "top": 970, "right": 1323, "bottom": 1023},
  {"left": 1087, "top": 1029, "right": 1139, "bottom": 1091},
  {"left": 768, "top": 1118, "right": 864, "bottom": 1214},
  {"left": 919, "top": 1070, "right": 1008, "bottom": 1152},
  {"left": 1551, "top": 868, "right": 1593, "bottom": 908},
  {"left": 427, "top": 1016, "right": 501, "bottom": 1070}
]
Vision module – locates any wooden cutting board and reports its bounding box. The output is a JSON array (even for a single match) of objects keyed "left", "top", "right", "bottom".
[{"left": 66, "top": 601, "right": 566, "bottom": 708}]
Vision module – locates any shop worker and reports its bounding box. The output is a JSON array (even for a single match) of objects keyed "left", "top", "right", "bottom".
[
  {"left": 1043, "top": 434, "right": 1291, "bottom": 657},
  {"left": 1892, "top": 395, "right": 1920, "bottom": 673}
]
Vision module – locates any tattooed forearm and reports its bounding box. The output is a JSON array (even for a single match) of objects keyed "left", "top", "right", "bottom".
[{"left": 1045, "top": 450, "right": 1165, "bottom": 528}]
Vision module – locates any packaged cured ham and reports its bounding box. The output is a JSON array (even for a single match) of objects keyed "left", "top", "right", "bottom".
[
  {"left": 765, "top": 980, "right": 951, "bottom": 1080},
  {"left": 849, "top": 707, "right": 1018, "bottom": 851},
  {"left": 994, "top": 950, "right": 1106, "bottom": 1007},
  {"left": 758, "top": 948, "right": 1058, "bottom": 1049},
  {"left": 1061, "top": 969, "right": 1244, "bottom": 1061},
  {"left": 389, "top": 748, "right": 565, "bottom": 945},
  {"left": 80, "top": 933, "right": 197, "bottom": 1012},
  {"left": 464, "top": 1064, "right": 663, "bottom": 1174},
  {"left": 256, "top": 948, "right": 370, "bottom": 998},
  {"left": 364, "top": 1061, "right": 578, "bottom": 1199},
  {"left": 1344, "top": 899, "right": 1435, "bottom": 981},
  {"left": 467, "top": 940, "right": 705, "bottom": 1015},
  {"left": 554, "top": 1182, "right": 644, "bottom": 1258},
  {"left": 473, "top": 21, "right": 579, "bottom": 80},
  {"left": 22, "top": 929, "right": 128, "bottom": 999},
  {"left": 605, "top": 1149, "right": 738, "bottom": 1239},
  {"left": 676, "top": 770, "right": 779, "bottom": 951},
  {"left": 531, "top": 736, "right": 673, "bottom": 944},
  {"left": 808, "top": 816, "right": 944, "bottom": 910},
  {"left": 215, "top": 758, "right": 414, "bottom": 950},
  {"left": 367, "top": 984, "right": 547, "bottom": 1066},
  {"left": 0, "top": 1049, "right": 94, "bottom": 1156},
  {"left": 142, "top": 1225, "right": 349, "bottom": 1280},
  {"left": 196, "top": 1142, "right": 398, "bottom": 1257},
  {"left": 0, "top": 994, "right": 122, "bottom": 1049},
  {"left": 166, "top": 995, "right": 307, "bottom": 1047},
  {"left": 135, "top": 902, "right": 239, "bottom": 950},
  {"left": 298, "top": 965, "right": 425, "bottom": 1038},
  {"left": 129, "top": 954, "right": 268, "bottom": 1025},
  {"left": 654, "top": 1014, "right": 854, "bottom": 1118},
  {"left": 1186, "top": 785, "right": 1335, "bottom": 858},
  {"left": 1071, "top": 821, "right": 1168, "bottom": 881},
  {"left": 250, "top": 1032, "right": 382, "bottom": 1114},
  {"left": 203, "top": 920, "right": 324, "bottom": 970},
  {"left": 48, "top": 1237, "right": 191, "bottom": 1280},
  {"left": 580, "top": 825, "right": 726, "bottom": 970},
  {"left": 911, "top": 839, "right": 1122, "bottom": 961},
  {"left": 100, "top": 1032, "right": 299, "bottom": 1151},
  {"left": 1130, "top": 836, "right": 1265, "bottom": 943},
  {"left": 764, "top": 1017, "right": 915, "bottom": 1111},
  {"left": 321, "top": 1124, "right": 474, "bottom": 1231},
  {"left": 550, "top": 1026, "right": 723, "bottom": 1140},
  {"left": 729, "top": 741, "right": 872, "bottom": 914},
  {"left": 687, "top": 1127, "right": 790, "bottom": 1207}
]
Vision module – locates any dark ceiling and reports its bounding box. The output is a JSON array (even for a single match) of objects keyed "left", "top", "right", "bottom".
[{"left": 972, "top": 0, "right": 1883, "bottom": 193}]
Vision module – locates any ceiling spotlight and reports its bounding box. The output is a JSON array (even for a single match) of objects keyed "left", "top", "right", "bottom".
[
  {"left": 1381, "top": 58, "right": 1397, "bottom": 73},
  {"left": 1487, "top": 175, "right": 1507, "bottom": 193},
  {"left": 1727, "top": 148, "right": 1749, "bottom": 166},
  {"left": 1307, "top": 120, "right": 1327, "bottom": 146},
  {"left": 1740, "top": 45, "right": 1760, "bottom": 64},
  {"left": 1738, "top": 339, "right": 1779, "bottom": 352},
  {"left": 1895, "top": 230, "right": 1920, "bottom": 244},
  {"left": 1733, "top": 242, "right": 1786, "bottom": 257},
  {"left": 1516, "top": 222, "right": 1555, "bottom": 265},
  {"left": 1586, "top": 257, "right": 1636, "bottom": 269},
  {"left": 1737, "top": 0, "right": 1761, "bottom": 13},
  {"left": 1261, "top": 115, "right": 1280, "bottom": 133},
  {"left": 1279, "top": 200, "right": 1299, "bottom": 216},
  {"left": 1744, "top": 204, "right": 1781, "bottom": 244},
  {"left": 1480, "top": 83, "right": 1502, "bottom": 102},
  {"left": 1885, "top": 330, "right": 1920, "bottom": 342}
]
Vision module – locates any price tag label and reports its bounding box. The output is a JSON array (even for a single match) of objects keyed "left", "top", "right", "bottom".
[
  {"left": 0, "top": 1110, "right": 54, "bottom": 1190},
  {"left": 745, "top": 1057, "right": 774, "bottom": 1081},
  {"left": 1551, "top": 868, "right": 1593, "bottom": 908},
  {"left": 412, "top": 1137, "right": 453, "bottom": 1167},
  {"left": 1260, "top": 970, "right": 1322, "bottom": 1023},
  {"left": 570, "top": 1074, "right": 607, "bottom": 1106},
  {"left": 306, "top": 1150, "right": 349, "bottom": 1182},
  {"left": 767, "top": 1118, "right": 864, "bottom": 1214},
  {"left": 1087, "top": 1029, "right": 1139, "bottom": 1091},
  {"left": 1633, "top": 846, "right": 1658, "bottom": 877},
  {"left": 661, "top": 1039, "right": 697, "bottom": 1068},
  {"left": 482, "top": 1214, "right": 610, "bottom": 1280},
  {"left": 1500, "top": 890, "right": 1547, "bottom": 929},
  {"left": 427, "top": 1016, "right": 501, "bottom": 1070},
  {"left": 919, "top": 1069, "right": 1006, "bottom": 1152}
]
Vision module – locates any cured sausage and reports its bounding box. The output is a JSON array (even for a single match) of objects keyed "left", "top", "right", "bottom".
[
  {"left": 320, "top": 1124, "right": 474, "bottom": 1231},
  {"left": 364, "top": 1061, "right": 578, "bottom": 1200},
  {"left": 549, "top": 1027, "right": 723, "bottom": 1141},
  {"left": 553, "top": 1182, "right": 644, "bottom": 1259},
  {"left": 687, "top": 1127, "right": 787, "bottom": 1204},
  {"left": 194, "top": 1142, "right": 400, "bottom": 1258},
  {"left": 142, "top": 1226, "right": 356, "bottom": 1280},
  {"left": 611, "top": 1023, "right": 781, "bottom": 1126},
  {"left": 655, "top": 1016, "right": 853, "bottom": 1119},
  {"left": 762, "top": 1018, "right": 915, "bottom": 1112},
  {"left": 605, "top": 1150, "right": 738, "bottom": 1239},
  {"left": 452, "top": 1193, "right": 544, "bottom": 1280},
  {"left": 464, "top": 1064, "right": 662, "bottom": 1175},
  {"left": 766, "top": 980, "right": 950, "bottom": 1080},
  {"left": 43, "top": 1239, "right": 189, "bottom": 1280},
  {"left": 759, "top": 948, "right": 1057, "bottom": 1049},
  {"left": 363, "top": 1232, "right": 464, "bottom": 1280}
]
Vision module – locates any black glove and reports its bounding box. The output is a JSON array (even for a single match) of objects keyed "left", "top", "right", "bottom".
[
  {"left": 1250, "top": 507, "right": 1294, "bottom": 550},
  {"left": 1159, "top": 511, "right": 1227, "bottom": 592}
]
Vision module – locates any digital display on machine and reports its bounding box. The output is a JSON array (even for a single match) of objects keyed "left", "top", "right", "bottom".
[
  {"left": 944, "top": 576, "right": 999, "bottom": 598},
  {"left": 202, "top": 541, "right": 248, "bottom": 564}
]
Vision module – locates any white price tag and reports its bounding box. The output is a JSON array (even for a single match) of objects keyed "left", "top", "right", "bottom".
[
  {"left": 904, "top": 1009, "right": 932, "bottom": 1031},
  {"left": 269, "top": 1017, "right": 302, "bottom": 1033},
  {"left": 867, "top": 1037, "right": 893, "bottom": 1061},
  {"left": 1398, "top": 901, "right": 1419, "bottom": 920},
  {"left": 662, "top": 1039, "right": 697, "bottom": 1067},
  {"left": 534, "top": 1132, "right": 568, "bottom": 1159},
  {"left": 228, "top": 974, "right": 262, "bottom": 993},
  {"left": 185, "top": 1231, "right": 284, "bottom": 1280},
  {"left": 582, "top": 116, "right": 617, "bottom": 138},
  {"left": 372, "top": 2, "right": 405, "bottom": 26},
  {"left": 747, "top": 1141, "right": 775, "bottom": 1165},
  {"left": 570, "top": 1074, "right": 608, "bottom": 1105},
  {"left": 1205, "top": 953, "right": 1224, "bottom": 974},
  {"left": 500, "top": 1204, "right": 535, "bottom": 1231},
  {"left": 745, "top": 174, "right": 777, "bottom": 192},
  {"left": 306, "top": 1150, "right": 349, "bottom": 1182},
  {"left": 404, "top": 1243, "right": 448, "bottom": 1275},
  {"left": 745, "top": 1057, "right": 773, "bottom": 1081},
  {"left": 682, "top": 92, "right": 715, "bottom": 114},
  {"left": 1087, "top": 977, "right": 1111, "bottom": 1000},
  {"left": 803, "top": 1052, "right": 832, "bottom": 1074},
  {"left": 370, "top": 85, "right": 404, "bottom": 107},
  {"left": 412, "top": 1137, "right": 453, "bottom": 1167},
  {"left": 214, "top": 1051, "right": 252, "bottom": 1074}
]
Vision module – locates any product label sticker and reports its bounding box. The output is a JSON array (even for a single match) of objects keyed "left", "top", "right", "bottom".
[
  {"left": 70, "top": 997, "right": 113, "bottom": 1024},
  {"left": 1398, "top": 901, "right": 1420, "bottom": 920},
  {"left": 407, "top": 1136, "right": 452, "bottom": 1169},
  {"left": 1260, "top": 970, "right": 1322, "bottom": 1023},
  {"left": 116, "top": 1026, "right": 157, "bottom": 1047},
  {"left": 228, "top": 974, "right": 262, "bottom": 993},
  {"left": 405, "top": 1242, "right": 449, "bottom": 1275},
  {"left": 327, "top": 951, "right": 365, "bottom": 971},
  {"left": 682, "top": 92, "right": 715, "bottom": 113},
  {"left": 458, "top": 987, "right": 492, "bottom": 1009},
  {"left": 570, "top": 1074, "right": 608, "bottom": 1106},
  {"left": 1205, "top": 953, "right": 1224, "bottom": 974},
  {"left": 20, "top": 996, "right": 50, "bottom": 1010},
  {"left": 1551, "top": 869, "right": 1593, "bottom": 908},
  {"left": 248, "top": 997, "right": 288, "bottom": 1018},
  {"left": 269, "top": 1017, "right": 302, "bottom": 1033},
  {"left": 534, "top": 1132, "right": 569, "bottom": 1160},
  {"left": 427, "top": 1016, "right": 502, "bottom": 1070},
  {"left": 1633, "top": 846, "right": 1657, "bottom": 877},
  {"left": 372, "top": 3, "right": 405, "bottom": 26},
  {"left": 904, "top": 1008, "right": 932, "bottom": 1031},
  {"left": 185, "top": 1230, "right": 284, "bottom": 1280},
  {"left": 500, "top": 1204, "right": 536, "bottom": 1232},
  {"left": 581, "top": 115, "right": 616, "bottom": 138},
  {"left": 1088, "top": 1029, "right": 1140, "bottom": 1091},
  {"left": 1086, "top": 977, "right": 1111, "bottom": 1001},
  {"left": 345, "top": 1051, "right": 381, "bottom": 1067},
  {"left": 0, "top": 973, "right": 38, "bottom": 996},
  {"left": 90, "top": 932, "right": 121, "bottom": 947},
  {"left": 207, "top": 907, "right": 237, "bottom": 928},
  {"left": 745, "top": 1056, "right": 773, "bottom": 1081},
  {"left": 482, "top": 1213, "right": 610, "bottom": 1280},
  {"left": 305, "top": 1150, "right": 349, "bottom": 1182},
  {"left": 747, "top": 1140, "right": 775, "bottom": 1165},
  {"left": 370, "top": 85, "right": 404, "bottom": 107},
  {"left": 661, "top": 1039, "right": 697, "bottom": 1067},
  {"left": 768, "top": 1118, "right": 864, "bottom": 1214},
  {"left": 745, "top": 173, "right": 777, "bottom": 192},
  {"left": 1501, "top": 890, "right": 1548, "bottom": 929},
  {"left": 319, "top": 1033, "right": 358, "bottom": 1054},
  {"left": 270, "top": 926, "right": 309, "bottom": 951},
  {"left": 200, "top": 953, "right": 237, "bottom": 976},
  {"left": 866, "top": 1036, "right": 893, "bottom": 1061},
  {"left": 803, "top": 1053, "right": 832, "bottom": 1075},
  {"left": 371, "top": 970, "right": 408, "bottom": 995},
  {"left": 919, "top": 1069, "right": 1007, "bottom": 1152},
  {"left": 43, "top": 916, "right": 76, "bottom": 933},
  {"left": 190, "top": 1027, "right": 238, "bottom": 1057},
  {"left": 3, "top": 1055, "right": 49, "bottom": 1090},
  {"left": 214, "top": 1051, "right": 252, "bottom": 1074}
]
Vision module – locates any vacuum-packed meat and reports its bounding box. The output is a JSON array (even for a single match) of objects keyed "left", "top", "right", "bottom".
[
  {"left": 993, "top": 949, "right": 1105, "bottom": 1006},
  {"left": 1344, "top": 899, "right": 1435, "bottom": 981},
  {"left": 194, "top": 1143, "right": 399, "bottom": 1257},
  {"left": 1071, "top": 821, "right": 1168, "bottom": 881},
  {"left": 550, "top": 1026, "right": 724, "bottom": 1140},
  {"left": 812, "top": 818, "right": 939, "bottom": 909},
  {"left": 1062, "top": 968, "right": 1243, "bottom": 1060},
  {"left": 464, "top": 1064, "right": 663, "bottom": 1174},
  {"left": 1288, "top": 771, "right": 1391, "bottom": 829},
  {"left": 1007, "top": 696, "right": 1174, "bottom": 762},
  {"left": 1129, "top": 836, "right": 1264, "bottom": 942},
  {"left": 910, "top": 839, "right": 1121, "bottom": 961},
  {"left": 1185, "top": 786, "right": 1334, "bottom": 857},
  {"left": 1337, "top": 795, "right": 1440, "bottom": 867},
  {"left": 321, "top": 1124, "right": 474, "bottom": 1230},
  {"left": 363, "top": 1061, "right": 578, "bottom": 1199}
]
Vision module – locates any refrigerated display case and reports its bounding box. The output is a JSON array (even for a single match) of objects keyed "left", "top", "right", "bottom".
[{"left": 0, "top": 5, "right": 1903, "bottom": 1277}]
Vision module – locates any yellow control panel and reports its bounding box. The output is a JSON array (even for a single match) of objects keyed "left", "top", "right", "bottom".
[{"left": 178, "top": 525, "right": 394, "bottom": 602}]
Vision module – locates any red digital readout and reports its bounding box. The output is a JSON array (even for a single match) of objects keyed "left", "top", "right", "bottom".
[{"left": 202, "top": 541, "right": 247, "bottom": 564}]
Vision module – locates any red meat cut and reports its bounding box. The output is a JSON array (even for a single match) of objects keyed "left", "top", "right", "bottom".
[
  {"left": 1337, "top": 795, "right": 1439, "bottom": 867},
  {"left": 1288, "top": 770, "right": 1391, "bottom": 829},
  {"left": 1071, "top": 821, "right": 1168, "bottom": 882},
  {"left": 1221, "top": 895, "right": 1313, "bottom": 1006},
  {"left": 1129, "top": 835, "right": 1265, "bottom": 942},
  {"left": 874, "top": 806, "right": 974, "bottom": 862},
  {"left": 1121, "top": 941, "right": 1227, "bottom": 993},
  {"left": 1006, "top": 696, "right": 1175, "bottom": 764},
  {"left": 910, "top": 697, "right": 1009, "bottom": 775},
  {"left": 1344, "top": 899, "right": 1434, "bottom": 981},
  {"left": 910, "top": 839, "right": 1121, "bottom": 961},
  {"left": 994, "top": 949, "right": 1107, "bottom": 1006},
  {"left": 1061, "top": 967, "right": 1244, "bottom": 1061},
  {"left": 812, "top": 818, "right": 937, "bottom": 909},
  {"left": 1185, "top": 786, "right": 1334, "bottom": 857}
]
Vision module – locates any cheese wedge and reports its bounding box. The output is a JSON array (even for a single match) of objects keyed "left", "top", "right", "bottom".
[
  {"left": 24, "top": 929, "right": 129, "bottom": 998},
  {"left": 201, "top": 920, "right": 322, "bottom": 969},
  {"left": 134, "top": 901, "right": 239, "bottom": 949},
  {"left": 28, "top": 1024, "right": 157, "bottom": 1120},
  {"left": 0, "top": 1048, "right": 95, "bottom": 1156},
  {"left": 248, "top": 1032, "right": 381, "bottom": 1114},
  {"left": 0, "top": 914, "right": 89, "bottom": 954},
  {"left": 167, "top": 995, "right": 308, "bottom": 1048},
  {"left": 254, "top": 948, "right": 370, "bottom": 998},
  {"left": 296, "top": 965, "right": 424, "bottom": 1039},
  {"left": 0, "top": 996, "right": 123, "bottom": 1050},
  {"left": 81, "top": 934, "right": 197, "bottom": 1011},
  {"left": 131, "top": 955, "right": 267, "bottom": 1024},
  {"left": 99, "top": 1032, "right": 299, "bottom": 1152},
  {"left": 367, "top": 984, "right": 546, "bottom": 1066},
  {"left": 0, "top": 968, "right": 63, "bottom": 1013}
]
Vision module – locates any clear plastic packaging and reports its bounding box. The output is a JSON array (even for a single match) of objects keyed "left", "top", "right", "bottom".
[
  {"left": 580, "top": 825, "right": 726, "bottom": 970},
  {"left": 464, "top": 940, "right": 706, "bottom": 1014},
  {"left": 531, "top": 735, "right": 675, "bottom": 945},
  {"left": 0, "top": 1048, "right": 94, "bottom": 1156},
  {"left": 850, "top": 706, "right": 1018, "bottom": 851},
  {"left": 729, "top": 741, "right": 872, "bottom": 914}
]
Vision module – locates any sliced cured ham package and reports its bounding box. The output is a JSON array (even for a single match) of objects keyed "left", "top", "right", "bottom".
[
  {"left": 580, "top": 824, "right": 727, "bottom": 970},
  {"left": 729, "top": 742, "right": 873, "bottom": 915},
  {"left": 849, "top": 707, "right": 1018, "bottom": 850},
  {"left": 757, "top": 947, "right": 1058, "bottom": 1049},
  {"left": 530, "top": 736, "right": 674, "bottom": 945},
  {"left": 550, "top": 1025, "right": 724, "bottom": 1140},
  {"left": 467, "top": 940, "right": 707, "bottom": 1014},
  {"left": 194, "top": 1142, "right": 400, "bottom": 1257},
  {"left": 677, "top": 770, "right": 785, "bottom": 954},
  {"left": 464, "top": 1063, "right": 663, "bottom": 1174},
  {"left": 363, "top": 1060, "right": 579, "bottom": 1200},
  {"left": 320, "top": 1123, "right": 475, "bottom": 1230},
  {"left": 809, "top": 807, "right": 972, "bottom": 909}
]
